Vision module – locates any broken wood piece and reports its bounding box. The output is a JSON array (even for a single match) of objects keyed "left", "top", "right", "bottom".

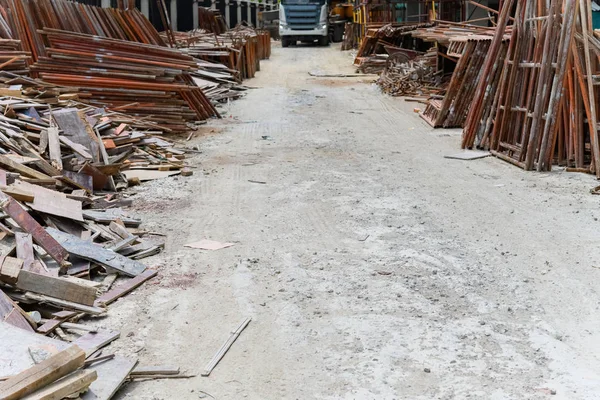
[
  {"left": 94, "top": 269, "right": 157, "bottom": 306},
  {"left": 59, "top": 322, "right": 98, "bottom": 333},
  {"left": 84, "top": 354, "right": 114, "bottom": 367},
  {"left": 80, "top": 356, "right": 136, "bottom": 400},
  {"left": 46, "top": 228, "right": 146, "bottom": 277},
  {"left": 184, "top": 239, "right": 234, "bottom": 251},
  {"left": 0, "top": 257, "right": 23, "bottom": 284},
  {"left": 11, "top": 181, "right": 84, "bottom": 222},
  {"left": 0, "top": 288, "right": 34, "bottom": 332},
  {"left": 0, "top": 154, "right": 51, "bottom": 180},
  {"left": 0, "top": 345, "right": 85, "bottom": 400},
  {"left": 130, "top": 366, "right": 180, "bottom": 376},
  {"left": 22, "top": 293, "right": 105, "bottom": 316},
  {"left": 1, "top": 185, "right": 35, "bottom": 203},
  {"left": 72, "top": 331, "right": 120, "bottom": 358},
  {"left": 47, "top": 126, "right": 62, "bottom": 171},
  {"left": 181, "top": 167, "right": 193, "bottom": 176},
  {"left": 201, "top": 317, "right": 251, "bottom": 377},
  {"left": 108, "top": 222, "right": 133, "bottom": 240},
  {"left": 16, "top": 270, "right": 98, "bottom": 306},
  {"left": 36, "top": 319, "right": 62, "bottom": 335},
  {"left": 122, "top": 169, "right": 180, "bottom": 182},
  {"left": 128, "top": 374, "right": 195, "bottom": 381},
  {"left": 16, "top": 233, "right": 35, "bottom": 271},
  {"left": 20, "top": 369, "right": 97, "bottom": 400}
]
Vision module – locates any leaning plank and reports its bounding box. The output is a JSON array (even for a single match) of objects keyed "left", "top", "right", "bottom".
[
  {"left": 16, "top": 233, "right": 35, "bottom": 271},
  {"left": 21, "top": 369, "right": 97, "bottom": 400},
  {"left": 16, "top": 270, "right": 98, "bottom": 306},
  {"left": 73, "top": 331, "right": 121, "bottom": 358},
  {"left": 81, "top": 356, "right": 136, "bottom": 400},
  {"left": 0, "top": 288, "right": 34, "bottom": 332},
  {"left": 94, "top": 269, "right": 157, "bottom": 306},
  {"left": 47, "top": 126, "right": 62, "bottom": 171},
  {"left": 0, "top": 345, "right": 85, "bottom": 400},
  {"left": 0, "top": 154, "right": 51, "bottom": 180},
  {"left": 46, "top": 228, "right": 146, "bottom": 277},
  {"left": 0, "top": 194, "right": 69, "bottom": 270}
]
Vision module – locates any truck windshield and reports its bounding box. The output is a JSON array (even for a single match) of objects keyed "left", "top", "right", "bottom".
[{"left": 281, "top": 0, "right": 326, "bottom": 4}]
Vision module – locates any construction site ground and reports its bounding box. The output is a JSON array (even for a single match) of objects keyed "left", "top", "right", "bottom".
[{"left": 109, "top": 43, "right": 600, "bottom": 400}]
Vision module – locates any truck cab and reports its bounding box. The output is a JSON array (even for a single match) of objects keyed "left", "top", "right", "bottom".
[{"left": 279, "top": 0, "right": 329, "bottom": 47}]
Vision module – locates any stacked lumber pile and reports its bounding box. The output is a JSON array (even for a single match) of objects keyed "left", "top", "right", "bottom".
[
  {"left": 461, "top": 0, "right": 600, "bottom": 175},
  {"left": 31, "top": 29, "right": 217, "bottom": 133},
  {"left": 175, "top": 26, "right": 272, "bottom": 81},
  {"left": 377, "top": 48, "right": 443, "bottom": 97}
]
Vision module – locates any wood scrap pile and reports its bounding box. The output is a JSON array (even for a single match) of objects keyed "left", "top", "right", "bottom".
[
  {"left": 376, "top": 48, "right": 444, "bottom": 97},
  {"left": 353, "top": 23, "right": 432, "bottom": 70},
  {"left": 0, "top": 93, "right": 196, "bottom": 398},
  {"left": 461, "top": 0, "right": 600, "bottom": 175}
]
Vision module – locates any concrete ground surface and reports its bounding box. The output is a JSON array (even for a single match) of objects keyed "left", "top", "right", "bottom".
[{"left": 104, "top": 43, "right": 600, "bottom": 399}]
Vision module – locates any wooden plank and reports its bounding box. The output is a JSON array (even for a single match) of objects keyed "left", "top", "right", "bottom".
[
  {"left": 0, "top": 155, "right": 51, "bottom": 180},
  {"left": 11, "top": 181, "right": 84, "bottom": 223},
  {"left": 130, "top": 366, "right": 179, "bottom": 376},
  {"left": 46, "top": 228, "right": 146, "bottom": 277},
  {"left": 94, "top": 270, "right": 157, "bottom": 306},
  {"left": 0, "top": 288, "right": 34, "bottom": 332},
  {"left": 36, "top": 319, "right": 62, "bottom": 335},
  {"left": 23, "top": 293, "right": 105, "bottom": 316},
  {"left": 16, "top": 270, "right": 97, "bottom": 306},
  {"left": 53, "top": 109, "right": 98, "bottom": 163},
  {"left": 0, "top": 194, "right": 69, "bottom": 270},
  {"left": 82, "top": 210, "right": 141, "bottom": 227},
  {"left": 0, "top": 345, "right": 85, "bottom": 400},
  {"left": 122, "top": 169, "right": 180, "bottom": 182},
  {"left": 21, "top": 369, "right": 97, "bottom": 400},
  {"left": 16, "top": 233, "right": 35, "bottom": 271},
  {"left": 47, "top": 126, "right": 62, "bottom": 171},
  {"left": 81, "top": 356, "right": 136, "bottom": 400},
  {"left": 0, "top": 257, "right": 23, "bottom": 284},
  {"left": 73, "top": 331, "right": 120, "bottom": 358},
  {"left": 1, "top": 185, "right": 35, "bottom": 202}
]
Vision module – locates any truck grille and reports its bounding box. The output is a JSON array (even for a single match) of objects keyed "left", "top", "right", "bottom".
[{"left": 284, "top": 4, "right": 320, "bottom": 30}]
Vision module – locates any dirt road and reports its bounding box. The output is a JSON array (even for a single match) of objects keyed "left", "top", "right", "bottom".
[{"left": 111, "top": 43, "right": 600, "bottom": 399}]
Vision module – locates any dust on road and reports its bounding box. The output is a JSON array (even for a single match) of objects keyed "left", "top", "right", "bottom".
[{"left": 110, "top": 43, "right": 600, "bottom": 400}]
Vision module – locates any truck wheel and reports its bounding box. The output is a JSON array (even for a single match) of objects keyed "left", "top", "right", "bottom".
[
  {"left": 282, "top": 38, "right": 290, "bottom": 48},
  {"left": 319, "top": 36, "right": 329, "bottom": 46}
]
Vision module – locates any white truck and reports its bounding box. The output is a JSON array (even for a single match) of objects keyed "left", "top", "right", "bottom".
[{"left": 279, "top": 0, "right": 329, "bottom": 47}]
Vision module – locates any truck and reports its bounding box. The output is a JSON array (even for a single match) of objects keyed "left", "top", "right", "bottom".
[{"left": 279, "top": 0, "right": 329, "bottom": 47}]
